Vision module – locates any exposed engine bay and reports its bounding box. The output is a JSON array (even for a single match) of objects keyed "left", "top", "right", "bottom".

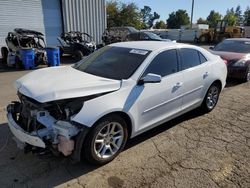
[{"left": 7, "top": 92, "right": 103, "bottom": 157}]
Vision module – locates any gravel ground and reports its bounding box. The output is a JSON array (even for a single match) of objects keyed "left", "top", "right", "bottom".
[{"left": 0, "top": 53, "right": 249, "bottom": 188}]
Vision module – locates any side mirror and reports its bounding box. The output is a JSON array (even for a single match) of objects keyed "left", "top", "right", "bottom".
[
  {"left": 209, "top": 46, "right": 214, "bottom": 50},
  {"left": 138, "top": 73, "right": 162, "bottom": 85}
]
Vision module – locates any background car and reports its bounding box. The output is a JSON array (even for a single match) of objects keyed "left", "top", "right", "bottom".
[
  {"left": 7, "top": 41, "right": 227, "bottom": 165},
  {"left": 209, "top": 38, "right": 250, "bottom": 82},
  {"left": 126, "top": 31, "right": 171, "bottom": 42}
]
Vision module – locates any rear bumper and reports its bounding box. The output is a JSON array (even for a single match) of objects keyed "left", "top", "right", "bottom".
[{"left": 7, "top": 105, "right": 46, "bottom": 148}]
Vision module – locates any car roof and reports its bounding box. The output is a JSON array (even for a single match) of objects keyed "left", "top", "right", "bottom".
[
  {"left": 109, "top": 27, "right": 138, "bottom": 32},
  {"left": 225, "top": 38, "right": 250, "bottom": 42},
  {"left": 110, "top": 41, "right": 188, "bottom": 51}
]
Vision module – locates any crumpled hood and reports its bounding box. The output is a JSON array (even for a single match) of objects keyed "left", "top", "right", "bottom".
[{"left": 15, "top": 66, "right": 121, "bottom": 103}]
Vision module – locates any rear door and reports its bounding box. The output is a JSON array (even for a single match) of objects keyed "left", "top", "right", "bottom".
[{"left": 179, "top": 48, "right": 209, "bottom": 109}]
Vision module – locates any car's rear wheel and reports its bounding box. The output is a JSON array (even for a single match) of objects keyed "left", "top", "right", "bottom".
[
  {"left": 201, "top": 83, "right": 221, "bottom": 113},
  {"left": 1, "top": 47, "right": 8, "bottom": 64},
  {"left": 199, "top": 35, "right": 208, "bottom": 43},
  {"left": 83, "top": 115, "right": 128, "bottom": 165}
]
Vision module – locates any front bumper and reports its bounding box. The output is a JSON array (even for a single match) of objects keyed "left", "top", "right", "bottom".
[
  {"left": 7, "top": 110, "right": 46, "bottom": 148},
  {"left": 227, "top": 66, "right": 247, "bottom": 79},
  {"left": 6, "top": 103, "right": 80, "bottom": 151}
]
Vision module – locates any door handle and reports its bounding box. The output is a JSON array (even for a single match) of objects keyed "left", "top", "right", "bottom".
[
  {"left": 203, "top": 72, "right": 209, "bottom": 78},
  {"left": 174, "top": 82, "right": 183, "bottom": 88}
]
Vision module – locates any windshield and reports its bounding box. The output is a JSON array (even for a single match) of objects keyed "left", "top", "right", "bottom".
[
  {"left": 73, "top": 46, "right": 151, "bottom": 80},
  {"left": 145, "top": 32, "right": 162, "bottom": 40},
  {"left": 128, "top": 27, "right": 139, "bottom": 33},
  {"left": 214, "top": 40, "right": 250, "bottom": 53}
]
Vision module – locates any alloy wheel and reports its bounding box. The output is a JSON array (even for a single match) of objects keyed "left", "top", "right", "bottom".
[
  {"left": 206, "top": 86, "right": 219, "bottom": 110},
  {"left": 94, "top": 122, "right": 124, "bottom": 159}
]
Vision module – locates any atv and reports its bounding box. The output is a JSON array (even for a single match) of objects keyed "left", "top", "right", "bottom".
[
  {"left": 1, "top": 28, "right": 47, "bottom": 68},
  {"left": 57, "top": 31, "right": 96, "bottom": 61}
]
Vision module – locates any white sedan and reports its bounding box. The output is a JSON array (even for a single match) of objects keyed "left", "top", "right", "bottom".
[{"left": 7, "top": 41, "right": 227, "bottom": 164}]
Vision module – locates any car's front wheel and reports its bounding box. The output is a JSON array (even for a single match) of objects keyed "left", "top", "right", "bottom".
[
  {"left": 83, "top": 114, "right": 128, "bottom": 165},
  {"left": 201, "top": 83, "right": 221, "bottom": 113},
  {"left": 243, "top": 67, "right": 250, "bottom": 82}
]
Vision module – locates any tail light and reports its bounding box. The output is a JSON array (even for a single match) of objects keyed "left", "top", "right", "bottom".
[{"left": 223, "top": 59, "right": 228, "bottom": 64}]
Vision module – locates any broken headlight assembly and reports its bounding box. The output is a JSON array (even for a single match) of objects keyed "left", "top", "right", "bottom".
[{"left": 58, "top": 97, "right": 85, "bottom": 120}]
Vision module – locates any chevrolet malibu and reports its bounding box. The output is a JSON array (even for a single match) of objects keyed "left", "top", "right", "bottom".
[{"left": 7, "top": 41, "right": 227, "bottom": 164}]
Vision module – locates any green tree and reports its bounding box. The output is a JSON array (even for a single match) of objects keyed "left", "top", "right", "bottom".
[
  {"left": 224, "top": 8, "right": 237, "bottom": 26},
  {"left": 106, "top": 1, "right": 120, "bottom": 28},
  {"left": 141, "top": 6, "right": 160, "bottom": 29},
  {"left": 166, "top": 9, "right": 190, "bottom": 29},
  {"left": 119, "top": 3, "right": 142, "bottom": 29},
  {"left": 197, "top": 17, "right": 208, "bottom": 24},
  {"left": 244, "top": 6, "right": 250, "bottom": 26},
  {"left": 207, "top": 10, "right": 222, "bottom": 27},
  {"left": 141, "top": 5, "right": 151, "bottom": 28},
  {"left": 106, "top": 1, "right": 143, "bottom": 29},
  {"left": 154, "top": 20, "right": 167, "bottom": 29},
  {"left": 235, "top": 5, "right": 243, "bottom": 25}
]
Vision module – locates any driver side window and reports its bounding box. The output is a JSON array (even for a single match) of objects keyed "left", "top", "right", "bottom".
[{"left": 143, "top": 49, "right": 179, "bottom": 77}]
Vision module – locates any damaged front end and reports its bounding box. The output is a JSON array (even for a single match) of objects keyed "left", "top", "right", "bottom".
[{"left": 6, "top": 93, "right": 90, "bottom": 159}]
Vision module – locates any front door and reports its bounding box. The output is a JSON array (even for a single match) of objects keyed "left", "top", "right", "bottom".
[{"left": 134, "top": 49, "right": 184, "bottom": 133}]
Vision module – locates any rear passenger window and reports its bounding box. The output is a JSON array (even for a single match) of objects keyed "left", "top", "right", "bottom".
[
  {"left": 180, "top": 49, "right": 200, "bottom": 70},
  {"left": 143, "top": 49, "right": 178, "bottom": 77},
  {"left": 199, "top": 52, "right": 207, "bottom": 63}
]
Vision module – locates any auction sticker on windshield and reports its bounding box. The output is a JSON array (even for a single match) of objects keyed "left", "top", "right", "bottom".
[{"left": 130, "top": 49, "right": 149, "bottom": 55}]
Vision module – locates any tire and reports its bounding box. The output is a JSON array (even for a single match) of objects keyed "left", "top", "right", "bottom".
[
  {"left": 83, "top": 114, "right": 128, "bottom": 165},
  {"left": 1, "top": 47, "right": 8, "bottom": 64},
  {"left": 59, "top": 46, "right": 64, "bottom": 58},
  {"left": 243, "top": 67, "right": 250, "bottom": 82},
  {"left": 15, "top": 57, "right": 23, "bottom": 69},
  {"left": 194, "top": 37, "right": 199, "bottom": 43},
  {"left": 74, "top": 50, "right": 84, "bottom": 61},
  {"left": 200, "top": 83, "right": 221, "bottom": 113},
  {"left": 199, "top": 35, "right": 208, "bottom": 43}
]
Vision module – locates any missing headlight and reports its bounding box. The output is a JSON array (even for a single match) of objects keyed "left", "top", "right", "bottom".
[
  {"left": 52, "top": 92, "right": 112, "bottom": 120},
  {"left": 64, "top": 99, "right": 84, "bottom": 119}
]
